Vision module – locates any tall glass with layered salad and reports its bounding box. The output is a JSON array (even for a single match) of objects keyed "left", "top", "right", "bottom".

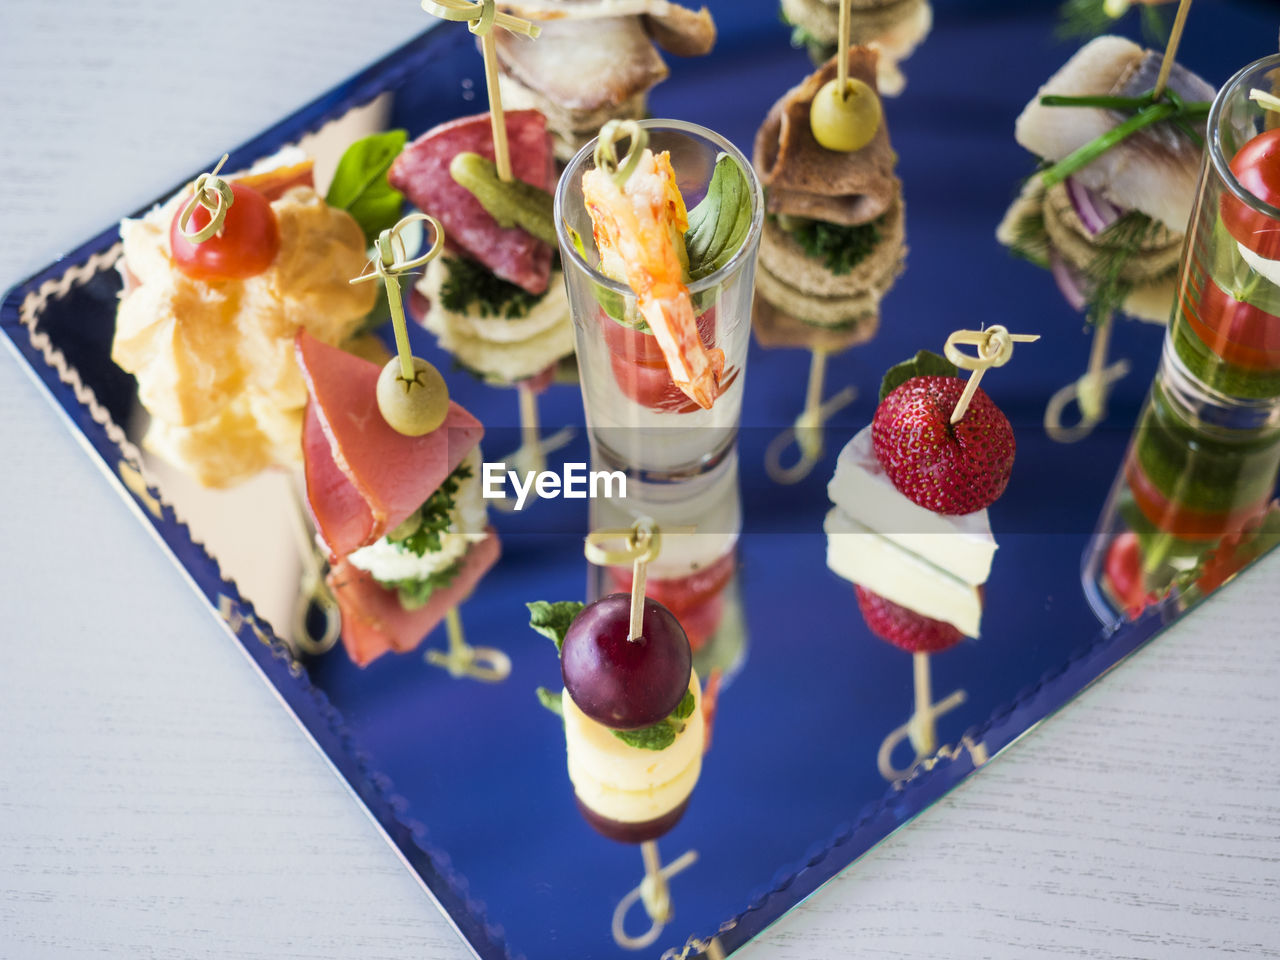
[
  {"left": 555, "top": 119, "right": 763, "bottom": 478},
  {"left": 1168, "top": 53, "right": 1280, "bottom": 412},
  {"left": 1084, "top": 54, "right": 1280, "bottom": 623}
]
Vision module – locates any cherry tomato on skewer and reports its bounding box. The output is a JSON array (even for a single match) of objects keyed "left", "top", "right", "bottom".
[{"left": 170, "top": 180, "right": 280, "bottom": 281}]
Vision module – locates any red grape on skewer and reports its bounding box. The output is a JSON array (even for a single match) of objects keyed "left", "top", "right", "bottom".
[{"left": 561, "top": 593, "right": 692, "bottom": 730}]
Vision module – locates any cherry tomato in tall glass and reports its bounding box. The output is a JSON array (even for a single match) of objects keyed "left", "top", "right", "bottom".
[{"left": 1220, "top": 127, "right": 1280, "bottom": 260}]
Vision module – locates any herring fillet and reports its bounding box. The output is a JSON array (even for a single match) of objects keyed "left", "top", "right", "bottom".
[
  {"left": 494, "top": 16, "right": 667, "bottom": 113},
  {"left": 1013, "top": 35, "right": 1214, "bottom": 233}
]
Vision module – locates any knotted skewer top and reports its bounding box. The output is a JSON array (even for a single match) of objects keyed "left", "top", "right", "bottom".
[
  {"left": 176, "top": 154, "right": 235, "bottom": 243},
  {"left": 421, "top": 0, "right": 540, "bottom": 38},
  {"left": 593, "top": 119, "right": 649, "bottom": 188},
  {"left": 584, "top": 517, "right": 663, "bottom": 569},
  {"left": 943, "top": 325, "right": 1039, "bottom": 425}
]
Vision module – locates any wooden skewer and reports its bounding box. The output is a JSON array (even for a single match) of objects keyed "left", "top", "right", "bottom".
[
  {"left": 517, "top": 380, "right": 545, "bottom": 474},
  {"left": 421, "top": 0, "right": 542, "bottom": 182},
  {"left": 625, "top": 523, "right": 658, "bottom": 641},
  {"left": 943, "top": 326, "right": 1039, "bottom": 425},
  {"left": 911, "top": 653, "right": 936, "bottom": 756},
  {"left": 479, "top": 30, "right": 512, "bottom": 182},
  {"left": 1153, "top": 0, "right": 1193, "bottom": 99},
  {"left": 836, "top": 0, "right": 851, "bottom": 96},
  {"left": 804, "top": 348, "right": 828, "bottom": 428},
  {"left": 639, "top": 840, "right": 669, "bottom": 922},
  {"left": 583, "top": 520, "right": 674, "bottom": 642}
]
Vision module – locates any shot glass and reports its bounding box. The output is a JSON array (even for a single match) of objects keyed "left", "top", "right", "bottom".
[{"left": 555, "top": 119, "right": 764, "bottom": 479}]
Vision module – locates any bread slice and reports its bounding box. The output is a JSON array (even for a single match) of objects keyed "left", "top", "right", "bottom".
[
  {"left": 752, "top": 294, "right": 879, "bottom": 352},
  {"left": 758, "top": 195, "right": 904, "bottom": 298}
]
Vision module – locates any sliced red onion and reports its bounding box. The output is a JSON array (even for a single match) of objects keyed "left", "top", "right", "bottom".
[
  {"left": 1065, "top": 175, "right": 1123, "bottom": 236},
  {"left": 1050, "top": 251, "right": 1089, "bottom": 312}
]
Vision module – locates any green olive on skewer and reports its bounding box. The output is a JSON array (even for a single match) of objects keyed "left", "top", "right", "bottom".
[{"left": 809, "top": 77, "right": 881, "bottom": 153}]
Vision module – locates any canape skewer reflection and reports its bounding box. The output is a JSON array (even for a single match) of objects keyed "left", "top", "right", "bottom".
[
  {"left": 610, "top": 841, "right": 699, "bottom": 951},
  {"left": 876, "top": 652, "right": 967, "bottom": 781}
]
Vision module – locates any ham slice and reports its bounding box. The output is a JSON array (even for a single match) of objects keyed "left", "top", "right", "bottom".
[
  {"left": 295, "top": 330, "right": 483, "bottom": 559},
  {"left": 327, "top": 531, "right": 501, "bottom": 667},
  {"left": 388, "top": 110, "right": 554, "bottom": 295},
  {"left": 754, "top": 47, "right": 899, "bottom": 227},
  {"left": 239, "top": 159, "right": 316, "bottom": 202}
]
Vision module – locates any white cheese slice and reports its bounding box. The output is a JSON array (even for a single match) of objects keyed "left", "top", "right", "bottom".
[
  {"left": 568, "top": 750, "right": 701, "bottom": 824},
  {"left": 562, "top": 674, "right": 702, "bottom": 791},
  {"left": 562, "top": 675, "right": 703, "bottom": 823},
  {"left": 827, "top": 427, "right": 997, "bottom": 586},
  {"left": 823, "top": 507, "right": 983, "bottom": 637},
  {"left": 1236, "top": 241, "right": 1280, "bottom": 289}
]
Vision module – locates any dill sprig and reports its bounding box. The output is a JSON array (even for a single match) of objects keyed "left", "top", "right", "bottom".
[
  {"left": 1008, "top": 203, "right": 1051, "bottom": 269},
  {"left": 1082, "top": 210, "right": 1161, "bottom": 326},
  {"left": 1057, "top": 0, "right": 1170, "bottom": 44}
]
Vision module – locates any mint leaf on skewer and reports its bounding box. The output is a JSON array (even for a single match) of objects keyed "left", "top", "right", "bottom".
[{"left": 527, "top": 600, "right": 585, "bottom": 653}]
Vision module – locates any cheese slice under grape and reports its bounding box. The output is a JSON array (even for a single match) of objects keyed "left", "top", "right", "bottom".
[
  {"left": 827, "top": 427, "right": 998, "bottom": 587},
  {"left": 562, "top": 674, "right": 703, "bottom": 824}
]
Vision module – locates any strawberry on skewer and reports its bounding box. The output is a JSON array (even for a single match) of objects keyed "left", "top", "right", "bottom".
[
  {"left": 872, "top": 376, "right": 1015, "bottom": 515},
  {"left": 825, "top": 326, "right": 1036, "bottom": 779}
]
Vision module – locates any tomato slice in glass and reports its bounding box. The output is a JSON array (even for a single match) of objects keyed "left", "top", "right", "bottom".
[
  {"left": 1181, "top": 271, "right": 1280, "bottom": 371},
  {"left": 598, "top": 305, "right": 719, "bottom": 367},
  {"left": 598, "top": 309, "right": 666, "bottom": 366},
  {"left": 605, "top": 305, "right": 726, "bottom": 412},
  {"left": 1220, "top": 128, "right": 1280, "bottom": 261},
  {"left": 170, "top": 181, "right": 280, "bottom": 281},
  {"left": 1124, "top": 454, "right": 1267, "bottom": 542}
]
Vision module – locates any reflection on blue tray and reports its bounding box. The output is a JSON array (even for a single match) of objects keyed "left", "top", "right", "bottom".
[{"left": 3, "top": 2, "right": 1279, "bottom": 959}]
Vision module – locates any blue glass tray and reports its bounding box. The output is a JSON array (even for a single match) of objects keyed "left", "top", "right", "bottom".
[{"left": 4, "top": 3, "right": 1278, "bottom": 958}]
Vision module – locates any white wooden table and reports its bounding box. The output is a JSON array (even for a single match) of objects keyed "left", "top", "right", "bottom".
[{"left": 2, "top": 3, "right": 1279, "bottom": 958}]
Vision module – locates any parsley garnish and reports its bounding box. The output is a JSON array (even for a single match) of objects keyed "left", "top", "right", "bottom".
[
  {"left": 671, "top": 689, "right": 696, "bottom": 721},
  {"left": 776, "top": 214, "right": 884, "bottom": 275},
  {"left": 378, "top": 561, "right": 462, "bottom": 611},
  {"left": 388, "top": 463, "right": 473, "bottom": 557},
  {"left": 612, "top": 723, "right": 678, "bottom": 751},
  {"left": 536, "top": 686, "right": 565, "bottom": 718},
  {"left": 439, "top": 256, "right": 542, "bottom": 319},
  {"left": 612, "top": 689, "right": 696, "bottom": 751},
  {"left": 527, "top": 601, "right": 585, "bottom": 653}
]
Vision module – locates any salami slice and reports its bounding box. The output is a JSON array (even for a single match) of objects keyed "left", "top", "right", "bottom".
[
  {"left": 295, "top": 331, "right": 483, "bottom": 558},
  {"left": 327, "top": 530, "right": 502, "bottom": 666},
  {"left": 389, "top": 110, "right": 554, "bottom": 295}
]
